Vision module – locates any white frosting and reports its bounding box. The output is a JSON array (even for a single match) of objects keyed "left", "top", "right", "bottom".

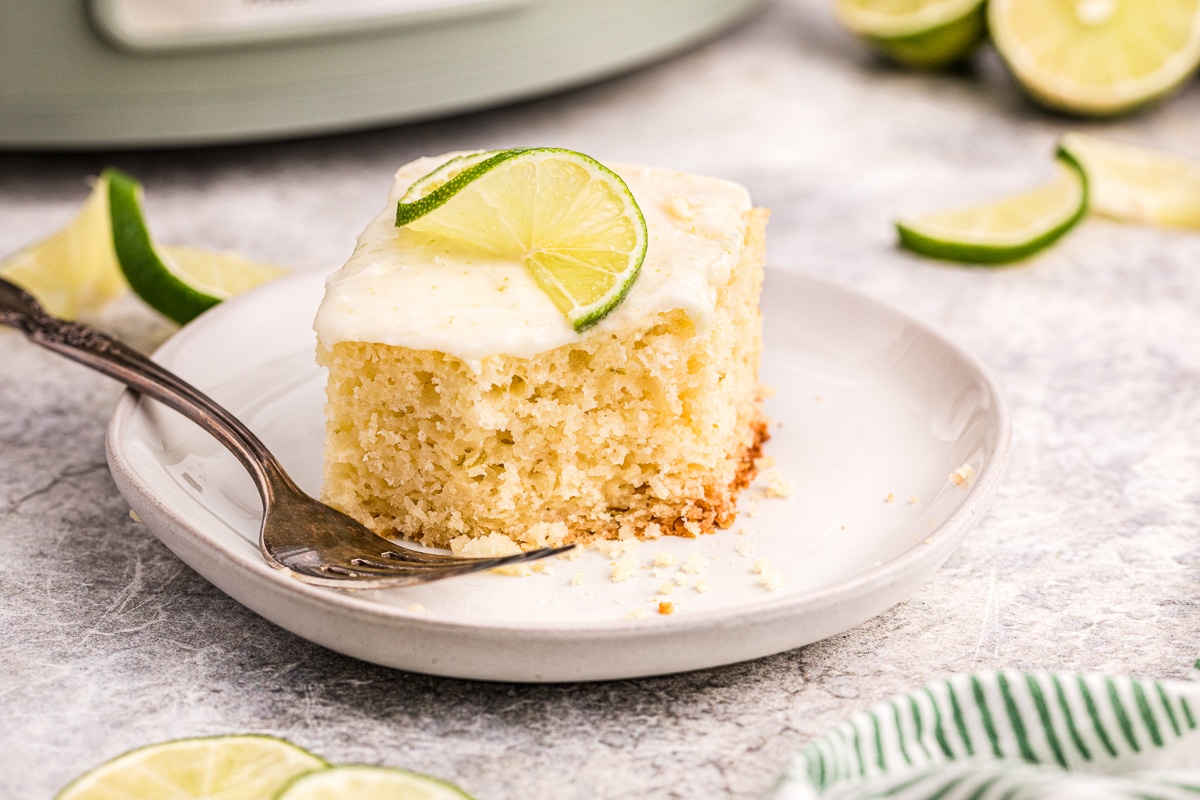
[{"left": 314, "top": 153, "right": 751, "bottom": 371}]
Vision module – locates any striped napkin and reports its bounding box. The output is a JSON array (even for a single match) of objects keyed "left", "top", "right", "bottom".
[{"left": 768, "top": 670, "right": 1200, "bottom": 799}]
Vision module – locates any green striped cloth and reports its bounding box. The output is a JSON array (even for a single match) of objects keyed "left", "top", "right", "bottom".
[{"left": 768, "top": 670, "right": 1200, "bottom": 799}]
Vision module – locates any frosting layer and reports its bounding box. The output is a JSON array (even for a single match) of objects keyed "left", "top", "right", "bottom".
[{"left": 314, "top": 152, "right": 751, "bottom": 370}]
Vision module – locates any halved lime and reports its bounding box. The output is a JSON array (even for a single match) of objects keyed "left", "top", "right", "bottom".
[
  {"left": 56, "top": 734, "right": 327, "bottom": 800},
  {"left": 989, "top": 0, "right": 1200, "bottom": 116},
  {"left": 897, "top": 151, "right": 1089, "bottom": 264},
  {"left": 836, "top": 0, "right": 987, "bottom": 69},
  {"left": 1059, "top": 132, "right": 1200, "bottom": 228},
  {"left": 108, "top": 169, "right": 287, "bottom": 325},
  {"left": 0, "top": 173, "right": 125, "bottom": 320},
  {"left": 275, "top": 765, "right": 474, "bottom": 800},
  {"left": 395, "top": 148, "right": 647, "bottom": 332}
]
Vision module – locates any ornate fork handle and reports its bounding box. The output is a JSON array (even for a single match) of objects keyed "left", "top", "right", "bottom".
[{"left": 0, "top": 278, "right": 290, "bottom": 504}]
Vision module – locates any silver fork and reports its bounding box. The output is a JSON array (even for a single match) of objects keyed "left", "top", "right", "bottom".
[{"left": 0, "top": 277, "right": 571, "bottom": 589}]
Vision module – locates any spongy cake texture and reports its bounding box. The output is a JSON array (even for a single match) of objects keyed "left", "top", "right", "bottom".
[{"left": 318, "top": 209, "right": 768, "bottom": 550}]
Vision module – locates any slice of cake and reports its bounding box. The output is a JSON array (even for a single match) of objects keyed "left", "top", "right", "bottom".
[{"left": 314, "top": 152, "right": 769, "bottom": 550}]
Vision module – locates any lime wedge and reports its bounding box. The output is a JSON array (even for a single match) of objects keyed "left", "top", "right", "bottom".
[
  {"left": 897, "top": 151, "right": 1089, "bottom": 264},
  {"left": 0, "top": 173, "right": 126, "bottom": 320},
  {"left": 108, "top": 169, "right": 287, "bottom": 325},
  {"left": 56, "top": 735, "right": 326, "bottom": 800},
  {"left": 1059, "top": 132, "right": 1200, "bottom": 228},
  {"left": 395, "top": 148, "right": 648, "bottom": 332},
  {"left": 989, "top": 0, "right": 1200, "bottom": 116},
  {"left": 275, "top": 765, "right": 474, "bottom": 800},
  {"left": 836, "top": 0, "right": 986, "bottom": 68}
]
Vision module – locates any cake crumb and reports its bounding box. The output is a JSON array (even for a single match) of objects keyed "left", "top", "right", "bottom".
[
  {"left": 658, "top": 601, "right": 675, "bottom": 615},
  {"left": 759, "top": 569, "right": 785, "bottom": 591},
  {"left": 407, "top": 603, "right": 430, "bottom": 613},
  {"left": 658, "top": 581, "right": 676, "bottom": 595},
  {"left": 624, "top": 608, "right": 646, "bottom": 620},
  {"left": 923, "top": 537, "right": 933, "bottom": 545},
  {"left": 451, "top": 533, "right": 522, "bottom": 558},
  {"left": 673, "top": 572, "right": 692, "bottom": 587},
  {"left": 752, "top": 558, "right": 771, "bottom": 575},
  {"left": 950, "top": 463, "right": 975, "bottom": 486},
  {"left": 909, "top": 496, "right": 919, "bottom": 505},
  {"left": 653, "top": 551, "right": 678, "bottom": 567},
  {"left": 681, "top": 554, "right": 709, "bottom": 575},
  {"left": 695, "top": 579, "right": 711, "bottom": 594},
  {"left": 736, "top": 538, "right": 755, "bottom": 557},
  {"left": 745, "top": 501, "right": 759, "bottom": 518},
  {"left": 763, "top": 472, "right": 795, "bottom": 498},
  {"left": 570, "top": 570, "right": 585, "bottom": 587},
  {"left": 885, "top": 493, "right": 895, "bottom": 503},
  {"left": 738, "top": 527, "right": 751, "bottom": 536},
  {"left": 531, "top": 561, "right": 552, "bottom": 575},
  {"left": 606, "top": 540, "right": 641, "bottom": 583},
  {"left": 129, "top": 510, "right": 142, "bottom": 524},
  {"left": 754, "top": 455, "right": 776, "bottom": 470}
]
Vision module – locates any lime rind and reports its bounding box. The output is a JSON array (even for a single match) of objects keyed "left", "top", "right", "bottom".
[
  {"left": 1057, "top": 132, "right": 1200, "bottom": 228},
  {"left": 988, "top": 0, "right": 1200, "bottom": 116},
  {"left": 395, "top": 148, "right": 531, "bottom": 227},
  {"left": 55, "top": 734, "right": 328, "bottom": 800},
  {"left": 837, "top": 0, "right": 986, "bottom": 68},
  {"left": 274, "top": 764, "right": 476, "bottom": 800},
  {"left": 398, "top": 150, "right": 502, "bottom": 205},
  {"left": 896, "top": 150, "right": 1089, "bottom": 264},
  {"left": 394, "top": 147, "right": 648, "bottom": 333},
  {"left": 837, "top": 0, "right": 984, "bottom": 37},
  {"left": 107, "top": 168, "right": 223, "bottom": 325}
]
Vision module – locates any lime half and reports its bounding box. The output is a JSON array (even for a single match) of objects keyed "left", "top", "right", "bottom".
[
  {"left": 0, "top": 173, "right": 125, "bottom": 320},
  {"left": 395, "top": 148, "right": 648, "bottom": 332},
  {"left": 1059, "top": 132, "right": 1200, "bottom": 228},
  {"left": 108, "top": 169, "right": 287, "bottom": 325},
  {"left": 56, "top": 735, "right": 326, "bottom": 800},
  {"left": 897, "top": 151, "right": 1089, "bottom": 264},
  {"left": 989, "top": 0, "right": 1200, "bottom": 116},
  {"left": 275, "top": 765, "right": 474, "bottom": 800},
  {"left": 835, "top": 0, "right": 987, "bottom": 69}
]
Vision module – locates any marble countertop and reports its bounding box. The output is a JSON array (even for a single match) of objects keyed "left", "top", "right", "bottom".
[{"left": 4, "top": 1, "right": 1200, "bottom": 797}]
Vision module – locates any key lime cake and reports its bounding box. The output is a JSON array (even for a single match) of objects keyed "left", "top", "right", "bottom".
[{"left": 314, "top": 150, "right": 769, "bottom": 550}]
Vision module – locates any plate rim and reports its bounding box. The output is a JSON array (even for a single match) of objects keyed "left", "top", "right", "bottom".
[{"left": 105, "top": 268, "right": 1010, "bottom": 658}]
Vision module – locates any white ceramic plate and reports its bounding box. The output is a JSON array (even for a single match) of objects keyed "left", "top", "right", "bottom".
[{"left": 106, "top": 268, "right": 1009, "bottom": 682}]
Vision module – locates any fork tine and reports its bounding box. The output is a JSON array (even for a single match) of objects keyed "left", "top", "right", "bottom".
[
  {"left": 374, "top": 544, "right": 575, "bottom": 567},
  {"left": 281, "top": 544, "right": 576, "bottom": 589}
]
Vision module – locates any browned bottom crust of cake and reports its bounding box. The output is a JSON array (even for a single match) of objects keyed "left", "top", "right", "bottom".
[{"left": 632, "top": 412, "right": 770, "bottom": 540}]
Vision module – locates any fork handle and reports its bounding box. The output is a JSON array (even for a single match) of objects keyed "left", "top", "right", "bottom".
[{"left": 0, "top": 277, "right": 291, "bottom": 503}]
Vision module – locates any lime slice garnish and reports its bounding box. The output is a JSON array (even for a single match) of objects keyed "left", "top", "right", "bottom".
[
  {"left": 398, "top": 150, "right": 501, "bottom": 204},
  {"left": 835, "top": 0, "right": 986, "bottom": 69},
  {"left": 395, "top": 147, "right": 648, "bottom": 332},
  {"left": 275, "top": 765, "right": 474, "bottom": 800},
  {"left": 55, "top": 735, "right": 327, "bottom": 800},
  {"left": 897, "top": 151, "right": 1089, "bottom": 264},
  {"left": 1059, "top": 132, "right": 1200, "bottom": 228},
  {"left": 989, "top": 0, "right": 1200, "bottom": 116},
  {"left": 0, "top": 173, "right": 126, "bottom": 320},
  {"left": 108, "top": 169, "right": 287, "bottom": 325}
]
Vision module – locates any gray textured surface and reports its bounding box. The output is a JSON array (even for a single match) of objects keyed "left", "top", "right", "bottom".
[{"left": 3, "top": 1, "right": 1200, "bottom": 797}]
